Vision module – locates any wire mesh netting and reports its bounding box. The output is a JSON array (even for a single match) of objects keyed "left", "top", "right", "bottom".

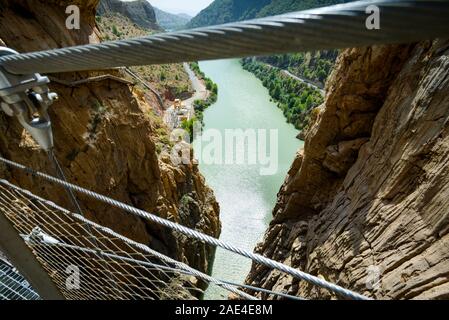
[
  {"left": 0, "top": 180, "right": 227, "bottom": 300},
  {"left": 0, "top": 166, "right": 370, "bottom": 301},
  {"left": 0, "top": 148, "right": 374, "bottom": 300}
]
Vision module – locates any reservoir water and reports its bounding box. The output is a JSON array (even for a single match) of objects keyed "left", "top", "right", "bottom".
[{"left": 193, "top": 59, "right": 302, "bottom": 300}]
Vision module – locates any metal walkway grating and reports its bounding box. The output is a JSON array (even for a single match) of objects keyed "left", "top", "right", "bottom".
[{"left": 0, "top": 258, "right": 40, "bottom": 300}]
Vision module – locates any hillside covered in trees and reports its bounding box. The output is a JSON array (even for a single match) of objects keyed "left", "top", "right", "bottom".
[
  {"left": 188, "top": 0, "right": 346, "bottom": 85},
  {"left": 187, "top": 0, "right": 351, "bottom": 28},
  {"left": 188, "top": 0, "right": 346, "bottom": 131},
  {"left": 257, "top": 50, "right": 338, "bottom": 87},
  {"left": 242, "top": 58, "right": 324, "bottom": 131}
]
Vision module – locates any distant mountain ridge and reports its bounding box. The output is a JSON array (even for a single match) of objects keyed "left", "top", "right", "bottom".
[
  {"left": 177, "top": 13, "right": 193, "bottom": 20},
  {"left": 97, "top": 0, "right": 161, "bottom": 30},
  {"left": 153, "top": 7, "right": 191, "bottom": 31},
  {"left": 188, "top": 0, "right": 351, "bottom": 28}
]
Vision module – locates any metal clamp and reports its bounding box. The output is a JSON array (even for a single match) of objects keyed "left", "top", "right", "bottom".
[
  {"left": 25, "top": 227, "right": 60, "bottom": 245},
  {"left": 0, "top": 47, "right": 57, "bottom": 151}
]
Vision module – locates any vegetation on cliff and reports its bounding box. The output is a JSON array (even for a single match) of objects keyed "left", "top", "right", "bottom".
[
  {"left": 256, "top": 50, "right": 338, "bottom": 87},
  {"left": 241, "top": 58, "right": 323, "bottom": 130},
  {"left": 96, "top": 13, "right": 193, "bottom": 101}
]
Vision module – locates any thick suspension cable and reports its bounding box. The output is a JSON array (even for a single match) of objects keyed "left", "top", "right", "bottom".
[
  {"left": 0, "top": 0, "right": 448, "bottom": 75},
  {"left": 0, "top": 156, "right": 371, "bottom": 300}
]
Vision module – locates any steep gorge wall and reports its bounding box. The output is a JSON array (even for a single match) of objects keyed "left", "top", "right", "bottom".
[
  {"left": 0, "top": 0, "right": 220, "bottom": 280},
  {"left": 246, "top": 40, "right": 449, "bottom": 299},
  {"left": 97, "top": 0, "right": 160, "bottom": 30}
]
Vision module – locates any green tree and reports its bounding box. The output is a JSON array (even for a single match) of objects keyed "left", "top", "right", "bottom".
[
  {"left": 273, "top": 84, "right": 281, "bottom": 100},
  {"left": 111, "top": 25, "right": 120, "bottom": 37}
]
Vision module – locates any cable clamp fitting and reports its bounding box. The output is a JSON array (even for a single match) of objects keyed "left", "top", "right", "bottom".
[
  {"left": 24, "top": 226, "right": 60, "bottom": 245},
  {"left": 0, "top": 47, "right": 57, "bottom": 151}
]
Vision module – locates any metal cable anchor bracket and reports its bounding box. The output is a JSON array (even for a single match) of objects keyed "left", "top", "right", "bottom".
[{"left": 0, "top": 47, "right": 57, "bottom": 151}]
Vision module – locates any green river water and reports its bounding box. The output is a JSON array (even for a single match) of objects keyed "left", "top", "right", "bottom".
[{"left": 193, "top": 59, "right": 302, "bottom": 300}]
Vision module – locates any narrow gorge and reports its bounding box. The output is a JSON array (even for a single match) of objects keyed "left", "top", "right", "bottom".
[{"left": 0, "top": 0, "right": 448, "bottom": 302}]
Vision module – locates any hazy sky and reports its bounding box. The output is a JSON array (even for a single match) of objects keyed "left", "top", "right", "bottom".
[{"left": 122, "top": 0, "right": 214, "bottom": 16}]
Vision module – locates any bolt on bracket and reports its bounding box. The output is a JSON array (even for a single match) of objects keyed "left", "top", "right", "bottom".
[{"left": 0, "top": 47, "right": 57, "bottom": 151}]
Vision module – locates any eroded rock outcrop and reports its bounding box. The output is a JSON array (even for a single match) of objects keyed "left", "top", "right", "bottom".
[
  {"left": 0, "top": 0, "right": 219, "bottom": 282},
  {"left": 246, "top": 40, "right": 449, "bottom": 299},
  {"left": 97, "top": 0, "right": 160, "bottom": 30}
]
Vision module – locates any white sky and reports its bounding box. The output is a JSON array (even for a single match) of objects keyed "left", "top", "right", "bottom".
[{"left": 121, "top": 0, "right": 214, "bottom": 16}]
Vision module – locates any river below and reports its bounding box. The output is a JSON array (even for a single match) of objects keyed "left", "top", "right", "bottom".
[{"left": 192, "top": 59, "right": 302, "bottom": 300}]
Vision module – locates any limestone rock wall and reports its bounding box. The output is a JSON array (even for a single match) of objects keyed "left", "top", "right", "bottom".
[
  {"left": 246, "top": 40, "right": 449, "bottom": 300},
  {"left": 0, "top": 0, "right": 220, "bottom": 277}
]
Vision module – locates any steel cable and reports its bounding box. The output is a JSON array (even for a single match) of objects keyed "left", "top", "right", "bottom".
[
  {"left": 31, "top": 240, "right": 303, "bottom": 300},
  {"left": 0, "top": 180, "right": 253, "bottom": 300},
  {"left": 0, "top": 0, "right": 447, "bottom": 75},
  {"left": 0, "top": 157, "right": 371, "bottom": 300}
]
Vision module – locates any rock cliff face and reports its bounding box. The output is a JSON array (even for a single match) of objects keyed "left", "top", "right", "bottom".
[
  {"left": 246, "top": 40, "right": 449, "bottom": 299},
  {"left": 97, "top": 0, "right": 160, "bottom": 30},
  {"left": 0, "top": 0, "right": 219, "bottom": 281},
  {"left": 153, "top": 7, "right": 191, "bottom": 31}
]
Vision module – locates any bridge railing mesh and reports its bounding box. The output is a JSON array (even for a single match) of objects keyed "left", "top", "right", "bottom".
[{"left": 0, "top": 181, "right": 218, "bottom": 300}]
